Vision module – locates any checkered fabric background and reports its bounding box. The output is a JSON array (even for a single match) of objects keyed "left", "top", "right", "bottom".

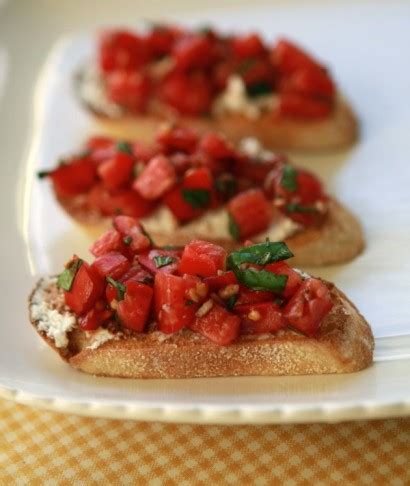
[{"left": 0, "top": 399, "right": 408, "bottom": 485}]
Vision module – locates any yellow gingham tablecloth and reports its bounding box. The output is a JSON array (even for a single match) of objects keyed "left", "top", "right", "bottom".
[{"left": 1, "top": 399, "right": 408, "bottom": 485}]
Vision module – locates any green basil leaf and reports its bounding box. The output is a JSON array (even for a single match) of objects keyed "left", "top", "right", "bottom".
[
  {"left": 181, "top": 188, "right": 210, "bottom": 208},
  {"left": 235, "top": 268, "right": 287, "bottom": 293},
  {"left": 227, "top": 241, "right": 293, "bottom": 269},
  {"left": 285, "top": 203, "right": 319, "bottom": 214},
  {"left": 246, "top": 82, "right": 273, "bottom": 98},
  {"left": 228, "top": 213, "right": 240, "bottom": 241},
  {"left": 153, "top": 255, "right": 177, "bottom": 268},
  {"left": 57, "top": 258, "right": 83, "bottom": 291},
  {"left": 106, "top": 277, "right": 126, "bottom": 301},
  {"left": 37, "top": 170, "right": 52, "bottom": 179},
  {"left": 140, "top": 223, "right": 155, "bottom": 246},
  {"left": 226, "top": 294, "right": 238, "bottom": 311},
  {"left": 280, "top": 165, "right": 298, "bottom": 192},
  {"left": 116, "top": 141, "right": 132, "bottom": 154},
  {"left": 123, "top": 236, "right": 132, "bottom": 246}
]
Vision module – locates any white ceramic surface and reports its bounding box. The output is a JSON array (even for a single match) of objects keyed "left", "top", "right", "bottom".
[{"left": 0, "top": 0, "right": 409, "bottom": 423}]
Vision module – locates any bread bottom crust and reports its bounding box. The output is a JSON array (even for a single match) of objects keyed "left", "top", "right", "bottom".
[
  {"left": 88, "top": 97, "right": 358, "bottom": 152},
  {"left": 29, "top": 280, "right": 374, "bottom": 379}
]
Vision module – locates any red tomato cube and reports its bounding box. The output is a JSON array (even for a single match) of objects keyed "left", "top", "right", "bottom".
[
  {"left": 117, "top": 281, "right": 153, "bottom": 332},
  {"left": 49, "top": 157, "right": 96, "bottom": 198},
  {"left": 89, "top": 229, "right": 126, "bottom": 257},
  {"left": 235, "top": 302, "right": 285, "bottom": 334},
  {"left": 273, "top": 38, "right": 322, "bottom": 75},
  {"left": 190, "top": 303, "right": 240, "bottom": 345},
  {"left": 138, "top": 249, "right": 181, "bottom": 275},
  {"left": 133, "top": 155, "right": 176, "bottom": 200},
  {"left": 179, "top": 240, "right": 226, "bottom": 277},
  {"left": 277, "top": 93, "right": 332, "bottom": 119},
  {"left": 64, "top": 262, "right": 105, "bottom": 315},
  {"left": 78, "top": 305, "right": 113, "bottom": 331},
  {"left": 106, "top": 71, "right": 151, "bottom": 112},
  {"left": 228, "top": 188, "right": 273, "bottom": 239},
  {"left": 113, "top": 215, "right": 151, "bottom": 252},
  {"left": 97, "top": 151, "right": 134, "bottom": 190},
  {"left": 232, "top": 33, "right": 265, "bottom": 58},
  {"left": 91, "top": 252, "right": 130, "bottom": 280},
  {"left": 265, "top": 261, "right": 303, "bottom": 298}
]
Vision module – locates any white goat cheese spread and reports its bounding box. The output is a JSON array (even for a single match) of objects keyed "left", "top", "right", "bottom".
[
  {"left": 86, "top": 329, "right": 117, "bottom": 350},
  {"left": 213, "top": 75, "right": 278, "bottom": 119},
  {"left": 30, "top": 277, "right": 76, "bottom": 348}
]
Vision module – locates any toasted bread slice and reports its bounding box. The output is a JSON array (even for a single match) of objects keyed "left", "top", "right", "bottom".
[
  {"left": 81, "top": 92, "right": 358, "bottom": 152},
  {"left": 57, "top": 196, "right": 364, "bottom": 267},
  {"left": 29, "top": 277, "right": 374, "bottom": 378}
]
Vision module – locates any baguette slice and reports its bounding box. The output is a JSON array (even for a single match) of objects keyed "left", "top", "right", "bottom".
[
  {"left": 57, "top": 196, "right": 364, "bottom": 267},
  {"left": 29, "top": 277, "right": 374, "bottom": 378},
  {"left": 79, "top": 79, "right": 358, "bottom": 152}
]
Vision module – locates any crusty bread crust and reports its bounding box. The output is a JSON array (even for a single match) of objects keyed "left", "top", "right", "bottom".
[
  {"left": 82, "top": 95, "right": 358, "bottom": 152},
  {"left": 57, "top": 196, "right": 364, "bottom": 267},
  {"left": 29, "top": 278, "right": 374, "bottom": 378}
]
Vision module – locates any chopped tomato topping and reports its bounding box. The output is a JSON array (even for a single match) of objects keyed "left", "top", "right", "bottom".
[
  {"left": 119, "top": 264, "right": 154, "bottom": 285},
  {"left": 89, "top": 228, "right": 126, "bottom": 257},
  {"left": 146, "top": 25, "right": 181, "bottom": 57},
  {"left": 110, "top": 190, "right": 156, "bottom": 218},
  {"left": 265, "top": 262, "right": 303, "bottom": 298},
  {"left": 78, "top": 304, "right": 113, "bottom": 331},
  {"left": 132, "top": 141, "right": 159, "bottom": 163},
  {"left": 178, "top": 240, "right": 227, "bottom": 277},
  {"left": 133, "top": 155, "right": 176, "bottom": 200},
  {"left": 173, "top": 34, "right": 216, "bottom": 70},
  {"left": 232, "top": 33, "right": 265, "bottom": 58},
  {"left": 190, "top": 303, "right": 240, "bottom": 345},
  {"left": 86, "top": 136, "right": 114, "bottom": 151},
  {"left": 97, "top": 151, "right": 134, "bottom": 190},
  {"left": 199, "top": 133, "right": 235, "bottom": 160},
  {"left": 156, "top": 126, "right": 199, "bottom": 154},
  {"left": 106, "top": 71, "right": 151, "bottom": 112},
  {"left": 235, "top": 302, "right": 285, "bottom": 334},
  {"left": 228, "top": 188, "right": 272, "bottom": 239},
  {"left": 274, "top": 38, "right": 322, "bottom": 75},
  {"left": 138, "top": 248, "right": 181, "bottom": 275},
  {"left": 64, "top": 262, "right": 105, "bottom": 315},
  {"left": 204, "top": 271, "right": 237, "bottom": 290},
  {"left": 233, "top": 154, "right": 284, "bottom": 184},
  {"left": 113, "top": 215, "right": 151, "bottom": 252},
  {"left": 49, "top": 157, "right": 96, "bottom": 198},
  {"left": 277, "top": 93, "right": 332, "bottom": 119},
  {"left": 283, "top": 278, "right": 333, "bottom": 336},
  {"left": 91, "top": 252, "right": 130, "bottom": 280},
  {"left": 235, "top": 288, "right": 274, "bottom": 306},
  {"left": 99, "top": 30, "right": 149, "bottom": 72},
  {"left": 280, "top": 68, "right": 335, "bottom": 99},
  {"left": 154, "top": 272, "right": 199, "bottom": 333},
  {"left": 117, "top": 281, "right": 153, "bottom": 331}
]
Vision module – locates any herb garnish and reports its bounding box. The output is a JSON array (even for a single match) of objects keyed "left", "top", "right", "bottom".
[
  {"left": 228, "top": 213, "right": 240, "bottom": 241},
  {"left": 140, "top": 223, "right": 155, "bottom": 246},
  {"left": 57, "top": 258, "right": 83, "bottom": 291},
  {"left": 37, "top": 170, "right": 52, "bottom": 179},
  {"left": 235, "top": 268, "right": 287, "bottom": 293},
  {"left": 280, "top": 165, "right": 298, "bottom": 192},
  {"left": 227, "top": 241, "right": 293, "bottom": 268},
  {"left": 226, "top": 294, "right": 238, "bottom": 311},
  {"left": 123, "top": 236, "right": 132, "bottom": 246},
  {"left": 153, "top": 255, "right": 177, "bottom": 268},
  {"left": 181, "top": 188, "right": 210, "bottom": 208},
  {"left": 106, "top": 277, "right": 126, "bottom": 301},
  {"left": 246, "top": 82, "right": 273, "bottom": 98},
  {"left": 285, "top": 204, "right": 319, "bottom": 214},
  {"left": 116, "top": 141, "right": 132, "bottom": 154}
]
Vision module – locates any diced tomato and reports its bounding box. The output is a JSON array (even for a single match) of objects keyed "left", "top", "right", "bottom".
[
  {"left": 89, "top": 228, "right": 126, "bottom": 257},
  {"left": 138, "top": 249, "right": 181, "bottom": 275},
  {"left": 232, "top": 33, "right": 265, "bottom": 58},
  {"left": 117, "top": 281, "right": 153, "bottom": 332},
  {"left": 173, "top": 34, "right": 216, "bottom": 70},
  {"left": 156, "top": 126, "right": 199, "bottom": 154},
  {"left": 64, "top": 262, "right": 105, "bottom": 315},
  {"left": 159, "top": 71, "right": 213, "bottom": 115},
  {"left": 264, "top": 262, "right": 302, "bottom": 298},
  {"left": 78, "top": 304, "right": 113, "bottom": 331},
  {"left": 235, "top": 287, "right": 274, "bottom": 306},
  {"left": 49, "top": 157, "right": 96, "bottom": 198},
  {"left": 241, "top": 57, "right": 275, "bottom": 88},
  {"left": 178, "top": 240, "right": 226, "bottom": 277},
  {"left": 97, "top": 151, "right": 134, "bottom": 190},
  {"left": 164, "top": 167, "right": 214, "bottom": 222},
  {"left": 110, "top": 189, "right": 156, "bottom": 218},
  {"left": 277, "top": 93, "right": 332, "bottom": 119},
  {"left": 87, "top": 184, "right": 116, "bottom": 215},
  {"left": 113, "top": 215, "right": 151, "bottom": 252},
  {"left": 235, "top": 302, "right": 285, "bottom": 334},
  {"left": 283, "top": 278, "right": 333, "bottom": 336},
  {"left": 91, "top": 252, "right": 130, "bottom": 279},
  {"left": 204, "top": 271, "right": 237, "bottom": 290},
  {"left": 119, "top": 264, "right": 154, "bottom": 285},
  {"left": 233, "top": 154, "right": 284, "bottom": 184},
  {"left": 199, "top": 133, "right": 235, "bottom": 160},
  {"left": 212, "top": 60, "right": 235, "bottom": 90},
  {"left": 133, "top": 155, "right": 176, "bottom": 200},
  {"left": 146, "top": 25, "right": 182, "bottom": 57},
  {"left": 105, "top": 283, "right": 118, "bottom": 304},
  {"left": 274, "top": 38, "right": 322, "bottom": 75},
  {"left": 106, "top": 71, "right": 151, "bottom": 113},
  {"left": 154, "top": 272, "right": 199, "bottom": 333},
  {"left": 228, "top": 189, "right": 273, "bottom": 239},
  {"left": 99, "top": 30, "right": 150, "bottom": 72},
  {"left": 132, "top": 141, "right": 160, "bottom": 163},
  {"left": 280, "top": 67, "right": 335, "bottom": 99},
  {"left": 190, "top": 303, "right": 240, "bottom": 345},
  {"left": 86, "top": 136, "right": 114, "bottom": 151}
]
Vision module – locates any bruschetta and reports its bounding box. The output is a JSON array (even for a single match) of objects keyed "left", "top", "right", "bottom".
[
  {"left": 39, "top": 126, "right": 364, "bottom": 266},
  {"left": 29, "top": 226, "right": 374, "bottom": 378},
  {"left": 75, "top": 25, "right": 358, "bottom": 151}
]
